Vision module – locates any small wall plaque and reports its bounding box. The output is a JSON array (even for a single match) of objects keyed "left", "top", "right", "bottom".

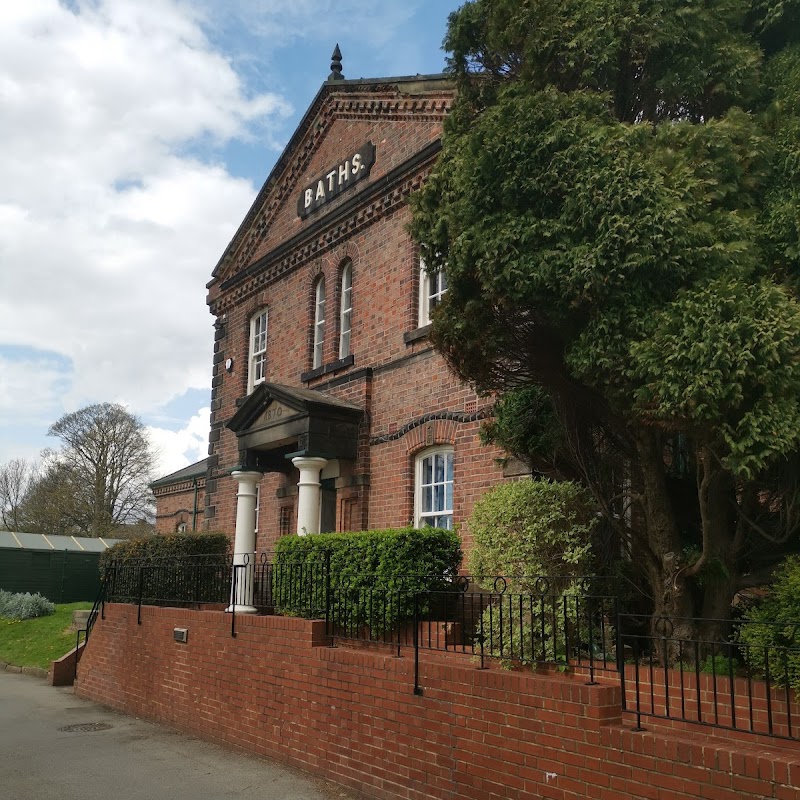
[{"left": 173, "top": 628, "right": 189, "bottom": 644}]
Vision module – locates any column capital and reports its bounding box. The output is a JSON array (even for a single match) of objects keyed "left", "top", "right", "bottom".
[
  {"left": 231, "top": 469, "right": 263, "bottom": 483},
  {"left": 291, "top": 456, "right": 328, "bottom": 472}
]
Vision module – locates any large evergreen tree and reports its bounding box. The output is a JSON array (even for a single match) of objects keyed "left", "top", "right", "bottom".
[{"left": 411, "top": 0, "right": 800, "bottom": 634}]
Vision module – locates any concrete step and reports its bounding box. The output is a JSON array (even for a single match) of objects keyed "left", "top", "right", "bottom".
[{"left": 72, "top": 610, "right": 91, "bottom": 629}]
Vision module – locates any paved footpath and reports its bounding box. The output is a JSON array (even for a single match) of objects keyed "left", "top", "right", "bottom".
[{"left": 0, "top": 670, "right": 362, "bottom": 800}]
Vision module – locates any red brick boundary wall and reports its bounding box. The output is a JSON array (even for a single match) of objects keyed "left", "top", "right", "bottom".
[{"left": 76, "top": 604, "right": 800, "bottom": 800}]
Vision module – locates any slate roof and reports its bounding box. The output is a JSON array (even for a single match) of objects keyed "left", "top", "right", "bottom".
[
  {"left": 0, "top": 531, "right": 123, "bottom": 552},
  {"left": 149, "top": 458, "right": 208, "bottom": 489}
]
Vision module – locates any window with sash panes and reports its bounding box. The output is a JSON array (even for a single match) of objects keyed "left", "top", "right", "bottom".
[
  {"left": 313, "top": 277, "right": 325, "bottom": 369},
  {"left": 248, "top": 309, "right": 268, "bottom": 393},
  {"left": 415, "top": 447, "right": 454, "bottom": 529},
  {"left": 418, "top": 258, "right": 447, "bottom": 327},
  {"left": 339, "top": 261, "right": 352, "bottom": 359}
]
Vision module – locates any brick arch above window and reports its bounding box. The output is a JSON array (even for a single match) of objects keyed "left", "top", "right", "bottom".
[
  {"left": 368, "top": 408, "right": 492, "bottom": 448},
  {"left": 404, "top": 418, "right": 458, "bottom": 455}
]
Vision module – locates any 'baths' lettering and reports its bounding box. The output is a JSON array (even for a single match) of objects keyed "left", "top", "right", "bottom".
[{"left": 297, "top": 142, "right": 376, "bottom": 218}]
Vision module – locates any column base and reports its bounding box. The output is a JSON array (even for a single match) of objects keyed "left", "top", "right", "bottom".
[{"left": 225, "top": 604, "right": 258, "bottom": 614}]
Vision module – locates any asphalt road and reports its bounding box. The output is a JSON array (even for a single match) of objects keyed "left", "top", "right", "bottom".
[{"left": 0, "top": 670, "right": 361, "bottom": 800}]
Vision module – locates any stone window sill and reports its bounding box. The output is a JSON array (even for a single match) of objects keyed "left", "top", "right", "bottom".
[
  {"left": 403, "top": 324, "right": 431, "bottom": 345},
  {"left": 301, "top": 353, "right": 355, "bottom": 383}
]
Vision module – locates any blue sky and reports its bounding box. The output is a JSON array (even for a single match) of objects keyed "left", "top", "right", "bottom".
[{"left": 0, "top": 0, "right": 463, "bottom": 476}]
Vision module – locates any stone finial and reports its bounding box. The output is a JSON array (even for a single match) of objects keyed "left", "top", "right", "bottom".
[{"left": 328, "top": 44, "right": 344, "bottom": 81}]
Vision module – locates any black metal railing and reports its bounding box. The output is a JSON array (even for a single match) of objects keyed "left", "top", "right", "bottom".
[
  {"left": 98, "top": 554, "right": 800, "bottom": 742},
  {"left": 104, "top": 553, "right": 329, "bottom": 632},
  {"left": 326, "top": 575, "right": 620, "bottom": 690},
  {"left": 619, "top": 613, "right": 800, "bottom": 741},
  {"left": 74, "top": 570, "right": 111, "bottom": 679}
]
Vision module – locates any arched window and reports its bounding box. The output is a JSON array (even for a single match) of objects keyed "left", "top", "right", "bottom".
[
  {"left": 418, "top": 258, "right": 447, "bottom": 327},
  {"left": 339, "top": 261, "right": 352, "bottom": 359},
  {"left": 248, "top": 308, "right": 268, "bottom": 392},
  {"left": 415, "top": 446, "right": 454, "bottom": 529},
  {"left": 313, "top": 276, "right": 326, "bottom": 369}
]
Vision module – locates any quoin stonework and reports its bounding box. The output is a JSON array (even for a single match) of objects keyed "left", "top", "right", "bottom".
[{"left": 154, "top": 51, "right": 521, "bottom": 552}]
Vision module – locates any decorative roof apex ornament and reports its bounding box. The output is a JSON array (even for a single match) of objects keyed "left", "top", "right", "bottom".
[{"left": 328, "top": 44, "right": 344, "bottom": 81}]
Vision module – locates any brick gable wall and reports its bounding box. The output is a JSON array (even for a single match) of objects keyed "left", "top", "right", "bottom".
[{"left": 200, "top": 78, "right": 509, "bottom": 549}]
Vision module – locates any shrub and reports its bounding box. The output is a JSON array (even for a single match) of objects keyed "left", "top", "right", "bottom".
[
  {"left": 274, "top": 527, "right": 463, "bottom": 627},
  {"left": 0, "top": 590, "right": 56, "bottom": 620},
  {"left": 738, "top": 555, "right": 800, "bottom": 693},
  {"left": 467, "top": 479, "right": 599, "bottom": 665},
  {"left": 467, "top": 479, "right": 597, "bottom": 589}
]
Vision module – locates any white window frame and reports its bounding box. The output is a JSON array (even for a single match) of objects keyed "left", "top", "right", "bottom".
[
  {"left": 414, "top": 446, "right": 454, "bottom": 530},
  {"left": 339, "top": 262, "right": 352, "bottom": 359},
  {"left": 313, "top": 277, "right": 326, "bottom": 369},
  {"left": 176, "top": 521, "right": 187, "bottom": 533},
  {"left": 248, "top": 309, "right": 268, "bottom": 393},
  {"left": 254, "top": 483, "right": 260, "bottom": 534},
  {"left": 418, "top": 258, "right": 447, "bottom": 327}
]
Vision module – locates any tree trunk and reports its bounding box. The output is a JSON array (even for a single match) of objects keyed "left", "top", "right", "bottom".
[
  {"left": 693, "top": 445, "right": 738, "bottom": 647},
  {"left": 634, "top": 430, "right": 696, "bottom": 650}
]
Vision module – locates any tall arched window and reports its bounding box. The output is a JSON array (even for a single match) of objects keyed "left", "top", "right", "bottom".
[
  {"left": 415, "top": 446, "right": 454, "bottom": 529},
  {"left": 339, "top": 261, "right": 352, "bottom": 359},
  {"left": 313, "top": 276, "right": 326, "bottom": 369},
  {"left": 248, "top": 308, "right": 268, "bottom": 393}
]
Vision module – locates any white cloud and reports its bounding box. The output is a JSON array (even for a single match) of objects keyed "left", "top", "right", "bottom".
[
  {"left": 147, "top": 405, "right": 210, "bottom": 477},
  {"left": 0, "top": 0, "right": 293, "bottom": 423},
  {"left": 0, "top": 352, "right": 70, "bottom": 423}
]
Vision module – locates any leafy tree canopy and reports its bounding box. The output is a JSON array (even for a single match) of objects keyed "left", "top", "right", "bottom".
[
  {"left": 412, "top": 0, "right": 800, "bottom": 627},
  {"left": 36, "top": 403, "right": 155, "bottom": 538}
]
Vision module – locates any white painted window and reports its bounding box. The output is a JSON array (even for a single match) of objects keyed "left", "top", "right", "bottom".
[
  {"left": 418, "top": 258, "right": 447, "bottom": 327},
  {"left": 313, "top": 277, "right": 326, "bottom": 369},
  {"left": 176, "top": 521, "right": 187, "bottom": 533},
  {"left": 415, "top": 447, "right": 454, "bottom": 529},
  {"left": 248, "top": 309, "right": 268, "bottom": 393},
  {"left": 254, "top": 483, "right": 260, "bottom": 534},
  {"left": 339, "top": 262, "right": 352, "bottom": 359}
]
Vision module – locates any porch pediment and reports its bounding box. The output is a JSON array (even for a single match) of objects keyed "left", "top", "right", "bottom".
[{"left": 226, "top": 383, "right": 362, "bottom": 466}]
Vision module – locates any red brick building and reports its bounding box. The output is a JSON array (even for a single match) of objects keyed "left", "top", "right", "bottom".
[
  {"left": 156, "top": 53, "right": 520, "bottom": 562},
  {"left": 150, "top": 459, "right": 207, "bottom": 534}
]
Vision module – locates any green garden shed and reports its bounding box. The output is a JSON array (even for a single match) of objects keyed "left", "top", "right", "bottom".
[{"left": 0, "top": 531, "right": 121, "bottom": 603}]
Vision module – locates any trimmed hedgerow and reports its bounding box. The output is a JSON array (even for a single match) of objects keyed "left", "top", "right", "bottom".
[
  {"left": 275, "top": 526, "right": 461, "bottom": 588},
  {"left": 274, "top": 527, "right": 462, "bottom": 626},
  {"left": 0, "top": 590, "right": 56, "bottom": 620},
  {"left": 99, "top": 532, "right": 230, "bottom": 570}
]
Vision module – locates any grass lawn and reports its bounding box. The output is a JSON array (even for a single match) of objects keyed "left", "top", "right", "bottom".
[{"left": 0, "top": 602, "right": 93, "bottom": 670}]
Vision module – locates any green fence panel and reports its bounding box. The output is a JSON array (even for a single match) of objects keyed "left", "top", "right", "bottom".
[{"left": 0, "top": 550, "right": 102, "bottom": 603}]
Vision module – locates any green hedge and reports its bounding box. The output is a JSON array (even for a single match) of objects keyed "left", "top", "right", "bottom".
[
  {"left": 274, "top": 527, "right": 463, "bottom": 627},
  {"left": 275, "top": 526, "right": 462, "bottom": 588},
  {"left": 99, "top": 532, "right": 230, "bottom": 570}
]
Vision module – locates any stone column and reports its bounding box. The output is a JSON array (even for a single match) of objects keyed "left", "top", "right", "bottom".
[
  {"left": 227, "top": 469, "right": 261, "bottom": 613},
  {"left": 291, "top": 456, "right": 328, "bottom": 535}
]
